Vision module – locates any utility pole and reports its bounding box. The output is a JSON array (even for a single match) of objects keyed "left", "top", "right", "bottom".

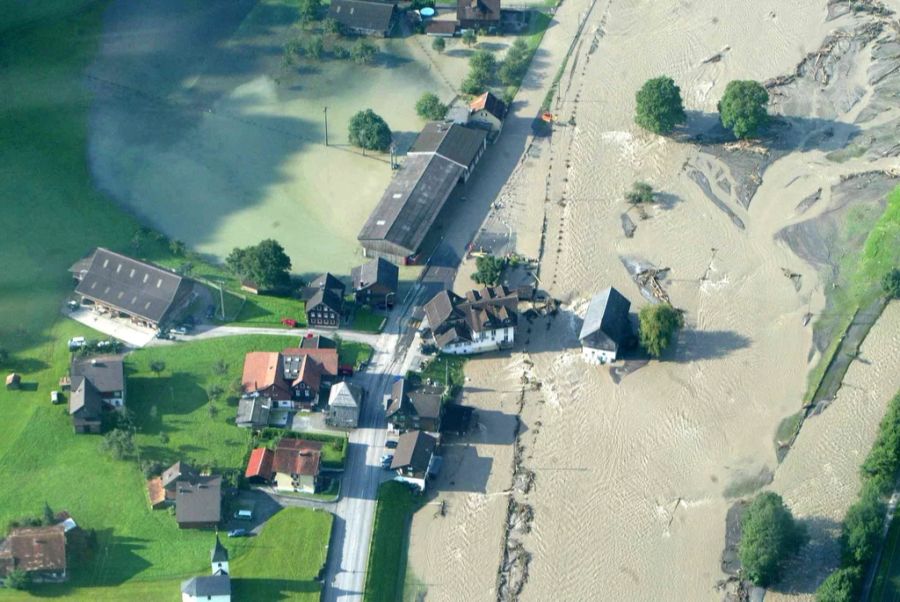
[
  {"left": 323, "top": 106, "right": 329, "bottom": 147},
  {"left": 389, "top": 142, "right": 395, "bottom": 169}
]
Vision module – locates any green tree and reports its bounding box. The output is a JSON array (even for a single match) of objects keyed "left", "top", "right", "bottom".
[
  {"left": 882, "top": 267, "right": 900, "bottom": 298},
  {"left": 638, "top": 303, "right": 683, "bottom": 357},
  {"left": 169, "top": 239, "right": 186, "bottom": 256},
  {"left": 841, "top": 487, "right": 884, "bottom": 565},
  {"left": 42, "top": 501, "right": 55, "bottom": 526},
  {"left": 225, "top": 239, "right": 293, "bottom": 290},
  {"left": 351, "top": 39, "right": 377, "bottom": 65},
  {"left": 815, "top": 566, "right": 860, "bottom": 602},
  {"left": 498, "top": 38, "right": 529, "bottom": 87},
  {"left": 303, "top": 35, "right": 325, "bottom": 60},
  {"left": 462, "top": 29, "right": 477, "bottom": 47},
  {"left": 298, "top": 0, "right": 322, "bottom": 22},
  {"left": 102, "top": 429, "right": 135, "bottom": 461},
  {"left": 4, "top": 569, "right": 30, "bottom": 590},
  {"left": 634, "top": 76, "right": 686, "bottom": 135},
  {"left": 415, "top": 93, "right": 448, "bottom": 121},
  {"left": 718, "top": 80, "right": 769, "bottom": 139},
  {"left": 739, "top": 492, "right": 806, "bottom": 587},
  {"left": 150, "top": 361, "right": 166, "bottom": 377},
  {"left": 432, "top": 37, "right": 446, "bottom": 53},
  {"left": 625, "top": 181, "right": 655, "bottom": 204},
  {"left": 348, "top": 109, "right": 392, "bottom": 152},
  {"left": 472, "top": 255, "right": 506, "bottom": 286},
  {"left": 323, "top": 17, "right": 342, "bottom": 35},
  {"left": 461, "top": 50, "right": 496, "bottom": 95}
]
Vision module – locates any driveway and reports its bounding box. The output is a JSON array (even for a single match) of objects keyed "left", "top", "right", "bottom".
[{"left": 65, "top": 306, "right": 157, "bottom": 347}]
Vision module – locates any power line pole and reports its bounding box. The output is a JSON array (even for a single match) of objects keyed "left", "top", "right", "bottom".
[{"left": 323, "top": 106, "right": 329, "bottom": 147}]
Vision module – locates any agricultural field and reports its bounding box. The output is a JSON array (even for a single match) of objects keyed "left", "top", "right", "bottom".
[{"left": 364, "top": 482, "right": 424, "bottom": 602}]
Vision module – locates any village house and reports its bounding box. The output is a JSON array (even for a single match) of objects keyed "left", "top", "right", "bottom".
[
  {"left": 327, "top": 0, "right": 397, "bottom": 37},
  {"left": 0, "top": 523, "right": 69, "bottom": 584},
  {"left": 69, "top": 247, "right": 195, "bottom": 330},
  {"left": 358, "top": 122, "right": 488, "bottom": 264},
  {"left": 468, "top": 91, "right": 507, "bottom": 137},
  {"left": 68, "top": 355, "right": 126, "bottom": 434},
  {"left": 175, "top": 475, "right": 222, "bottom": 529},
  {"left": 390, "top": 430, "right": 439, "bottom": 491},
  {"left": 302, "top": 273, "right": 345, "bottom": 328},
  {"left": 385, "top": 378, "right": 443, "bottom": 433},
  {"left": 273, "top": 439, "right": 322, "bottom": 494},
  {"left": 424, "top": 285, "right": 518, "bottom": 354},
  {"left": 351, "top": 257, "right": 399, "bottom": 309},
  {"left": 239, "top": 344, "right": 340, "bottom": 415},
  {"left": 326, "top": 381, "right": 363, "bottom": 428},
  {"left": 244, "top": 447, "right": 275, "bottom": 485},
  {"left": 283, "top": 345, "right": 340, "bottom": 409},
  {"left": 579, "top": 287, "right": 633, "bottom": 364},
  {"left": 147, "top": 461, "right": 198, "bottom": 509},
  {"left": 181, "top": 536, "right": 231, "bottom": 602},
  {"left": 457, "top": 0, "right": 500, "bottom": 30}
]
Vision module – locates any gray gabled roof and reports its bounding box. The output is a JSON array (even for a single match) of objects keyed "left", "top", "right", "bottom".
[
  {"left": 73, "top": 248, "right": 192, "bottom": 324},
  {"left": 351, "top": 257, "right": 399, "bottom": 293},
  {"left": 70, "top": 355, "right": 125, "bottom": 395},
  {"left": 175, "top": 476, "right": 222, "bottom": 525},
  {"left": 391, "top": 430, "right": 437, "bottom": 471},
  {"left": 69, "top": 378, "right": 102, "bottom": 419},
  {"left": 181, "top": 574, "right": 231, "bottom": 597},
  {"left": 328, "top": 381, "right": 361, "bottom": 408},
  {"left": 306, "top": 287, "right": 343, "bottom": 313},
  {"left": 161, "top": 461, "right": 197, "bottom": 490},
  {"left": 328, "top": 0, "right": 396, "bottom": 33},
  {"left": 579, "top": 287, "right": 632, "bottom": 351},
  {"left": 236, "top": 397, "right": 271, "bottom": 427},
  {"left": 408, "top": 122, "right": 487, "bottom": 169}
]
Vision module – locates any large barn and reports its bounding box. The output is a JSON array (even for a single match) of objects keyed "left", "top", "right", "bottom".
[
  {"left": 70, "top": 248, "right": 195, "bottom": 330},
  {"left": 358, "top": 123, "right": 487, "bottom": 264}
]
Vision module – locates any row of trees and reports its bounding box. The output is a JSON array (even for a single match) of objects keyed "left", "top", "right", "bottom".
[
  {"left": 635, "top": 76, "right": 770, "bottom": 139},
  {"left": 285, "top": 35, "right": 377, "bottom": 65}
]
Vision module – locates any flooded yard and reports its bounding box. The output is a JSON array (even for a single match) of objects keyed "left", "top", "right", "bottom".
[{"left": 87, "top": 0, "right": 520, "bottom": 276}]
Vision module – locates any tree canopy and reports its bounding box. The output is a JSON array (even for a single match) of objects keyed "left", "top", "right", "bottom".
[
  {"left": 499, "top": 38, "right": 530, "bottom": 87},
  {"left": 351, "top": 39, "right": 377, "bottom": 65},
  {"left": 739, "top": 492, "right": 805, "bottom": 587},
  {"left": 815, "top": 566, "right": 860, "bottom": 602},
  {"left": 472, "top": 255, "right": 506, "bottom": 286},
  {"left": 882, "top": 267, "right": 900, "bottom": 298},
  {"left": 626, "top": 181, "right": 655, "bottom": 204},
  {"left": 298, "top": 0, "right": 322, "bottom": 22},
  {"left": 462, "top": 29, "right": 477, "bottom": 47},
  {"left": 840, "top": 486, "right": 884, "bottom": 565},
  {"left": 634, "top": 76, "right": 686, "bottom": 135},
  {"left": 718, "top": 80, "right": 769, "bottom": 139},
  {"left": 102, "top": 428, "right": 136, "bottom": 461},
  {"left": 637, "top": 303, "right": 683, "bottom": 357},
  {"left": 461, "top": 50, "right": 496, "bottom": 95},
  {"left": 416, "top": 93, "right": 448, "bottom": 121},
  {"left": 348, "top": 109, "right": 392, "bottom": 152},
  {"left": 225, "top": 239, "right": 292, "bottom": 291},
  {"left": 432, "top": 37, "right": 446, "bottom": 53}
]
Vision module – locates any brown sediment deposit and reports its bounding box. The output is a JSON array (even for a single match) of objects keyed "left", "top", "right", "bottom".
[{"left": 408, "top": 0, "right": 900, "bottom": 599}]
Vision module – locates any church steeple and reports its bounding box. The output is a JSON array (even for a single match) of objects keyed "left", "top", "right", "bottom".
[{"left": 211, "top": 534, "right": 229, "bottom": 575}]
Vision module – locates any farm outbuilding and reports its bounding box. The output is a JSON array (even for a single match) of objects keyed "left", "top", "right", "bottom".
[{"left": 5, "top": 373, "right": 20, "bottom": 390}]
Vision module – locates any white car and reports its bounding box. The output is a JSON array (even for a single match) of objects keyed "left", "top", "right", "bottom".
[{"left": 67, "top": 336, "right": 86, "bottom": 350}]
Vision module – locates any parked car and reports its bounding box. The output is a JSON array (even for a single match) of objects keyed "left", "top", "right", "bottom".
[
  {"left": 385, "top": 440, "right": 398, "bottom": 449},
  {"left": 227, "top": 529, "right": 249, "bottom": 538},
  {"left": 156, "top": 331, "right": 172, "bottom": 340},
  {"left": 67, "top": 336, "right": 86, "bottom": 351},
  {"left": 380, "top": 454, "right": 393, "bottom": 469},
  {"left": 170, "top": 326, "right": 188, "bottom": 336}
]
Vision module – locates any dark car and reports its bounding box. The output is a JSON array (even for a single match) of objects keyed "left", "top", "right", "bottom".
[
  {"left": 227, "top": 529, "right": 249, "bottom": 538},
  {"left": 205, "top": 305, "right": 216, "bottom": 319},
  {"left": 385, "top": 440, "right": 398, "bottom": 449}
]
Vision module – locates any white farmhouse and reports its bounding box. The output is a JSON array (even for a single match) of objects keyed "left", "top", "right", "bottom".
[
  {"left": 423, "top": 286, "right": 518, "bottom": 355},
  {"left": 181, "top": 536, "right": 231, "bottom": 602},
  {"left": 579, "top": 287, "right": 633, "bottom": 364}
]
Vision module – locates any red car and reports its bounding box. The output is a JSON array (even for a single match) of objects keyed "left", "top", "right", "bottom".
[{"left": 281, "top": 318, "right": 297, "bottom": 328}]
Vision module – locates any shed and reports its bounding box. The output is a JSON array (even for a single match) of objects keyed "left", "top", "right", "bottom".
[{"left": 5, "top": 373, "right": 21, "bottom": 390}]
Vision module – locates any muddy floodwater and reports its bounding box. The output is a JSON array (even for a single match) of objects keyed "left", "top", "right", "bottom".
[{"left": 87, "top": 0, "right": 475, "bottom": 275}]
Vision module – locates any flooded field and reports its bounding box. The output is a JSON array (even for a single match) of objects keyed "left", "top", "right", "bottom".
[{"left": 87, "top": 0, "right": 518, "bottom": 276}]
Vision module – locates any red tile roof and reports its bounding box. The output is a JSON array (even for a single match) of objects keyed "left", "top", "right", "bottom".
[
  {"left": 282, "top": 347, "right": 339, "bottom": 376},
  {"left": 273, "top": 439, "right": 322, "bottom": 477},
  {"left": 241, "top": 352, "right": 291, "bottom": 400},
  {"left": 245, "top": 448, "right": 274, "bottom": 479},
  {"left": 147, "top": 477, "right": 166, "bottom": 507}
]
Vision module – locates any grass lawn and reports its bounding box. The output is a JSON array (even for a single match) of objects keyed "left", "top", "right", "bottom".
[
  {"left": 872, "top": 511, "right": 900, "bottom": 602},
  {"left": 234, "top": 293, "right": 308, "bottom": 327},
  {"left": 363, "top": 481, "right": 425, "bottom": 602},
  {"left": 411, "top": 354, "right": 468, "bottom": 396},
  {"left": 338, "top": 341, "right": 375, "bottom": 368},
  {"left": 230, "top": 507, "right": 333, "bottom": 601},
  {"left": 350, "top": 305, "right": 386, "bottom": 333}
]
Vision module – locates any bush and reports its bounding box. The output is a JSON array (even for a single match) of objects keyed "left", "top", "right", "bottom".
[
  {"left": 431, "top": 37, "right": 446, "bottom": 53},
  {"left": 323, "top": 18, "right": 342, "bottom": 35},
  {"left": 462, "top": 29, "right": 477, "bottom": 47},
  {"left": 882, "top": 267, "right": 900, "bottom": 298},
  {"left": 718, "top": 80, "right": 769, "bottom": 139},
  {"left": 638, "top": 303, "right": 683, "bottom": 357},
  {"left": 298, "top": 0, "right": 322, "bottom": 22},
  {"left": 498, "top": 38, "right": 529, "bottom": 87},
  {"left": 102, "top": 428, "right": 135, "bottom": 460},
  {"left": 4, "top": 569, "right": 30, "bottom": 590},
  {"left": 625, "top": 181, "right": 654, "bottom": 204},
  {"left": 415, "top": 93, "right": 447, "bottom": 121},
  {"left": 634, "top": 76, "right": 686, "bottom": 135},
  {"left": 140, "top": 460, "right": 163, "bottom": 479},
  {"left": 333, "top": 44, "right": 351, "bottom": 60},
  {"left": 472, "top": 255, "right": 506, "bottom": 286},
  {"left": 815, "top": 566, "right": 860, "bottom": 602},
  {"left": 739, "top": 492, "right": 806, "bottom": 586},
  {"left": 351, "top": 39, "right": 377, "bottom": 65},
  {"left": 303, "top": 35, "right": 324, "bottom": 61},
  {"left": 841, "top": 486, "right": 885, "bottom": 565},
  {"left": 860, "top": 392, "right": 900, "bottom": 495},
  {"left": 461, "top": 50, "right": 496, "bottom": 95},
  {"left": 348, "top": 109, "right": 392, "bottom": 152}
]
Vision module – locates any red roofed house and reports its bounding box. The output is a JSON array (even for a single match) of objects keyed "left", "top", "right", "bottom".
[
  {"left": 245, "top": 448, "right": 275, "bottom": 484},
  {"left": 240, "top": 347, "right": 340, "bottom": 412},
  {"left": 0, "top": 524, "right": 68, "bottom": 583},
  {"left": 272, "top": 439, "right": 322, "bottom": 494},
  {"left": 469, "top": 91, "right": 507, "bottom": 137},
  {"left": 241, "top": 352, "right": 291, "bottom": 405}
]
